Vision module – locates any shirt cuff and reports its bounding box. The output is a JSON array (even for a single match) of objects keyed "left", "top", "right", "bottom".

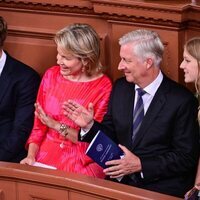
[
  {"left": 140, "top": 172, "right": 144, "bottom": 179},
  {"left": 80, "top": 128, "right": 89, "bottom": 140}
]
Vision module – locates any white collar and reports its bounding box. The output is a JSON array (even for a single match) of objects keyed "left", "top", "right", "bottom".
[{"left": 135, "top": 71, "right": 163, "bottom": 96}]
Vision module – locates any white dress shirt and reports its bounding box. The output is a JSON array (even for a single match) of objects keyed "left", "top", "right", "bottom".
[
  {"left": 134, "top": 70, "right": 163, "bottom": 115},
  {"left": 134, "top": 70, "right": 163, "bottom": 178},
  {"left": 0, "top": 50, "right": 6, "bottom": 76}
]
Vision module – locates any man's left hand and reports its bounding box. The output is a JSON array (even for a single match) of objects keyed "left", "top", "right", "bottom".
[{"left": 103, "top": 144, "right": 142, "bottom": 179}]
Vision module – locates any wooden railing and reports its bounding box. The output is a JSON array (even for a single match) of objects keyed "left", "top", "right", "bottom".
[{"left": 0, "top": 161, "right": 182, "bottom": 200}]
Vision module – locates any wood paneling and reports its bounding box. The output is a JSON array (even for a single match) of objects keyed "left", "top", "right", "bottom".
[
  {"left": 0, "top": 2, "right": 199, "bottom": 199},
  {"left": 0, "top": 180, "right": 16, "bottom": 200},
  {"left": 0, "top": 0, "right": 200, "bottom": 89},
  {"left": 18, "top": 183, "right": 68, "bottom": 200}
]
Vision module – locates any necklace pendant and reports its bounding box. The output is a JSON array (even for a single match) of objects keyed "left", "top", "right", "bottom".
[{"left": 60, "top": 142, "right": 64, "bottom": 149}]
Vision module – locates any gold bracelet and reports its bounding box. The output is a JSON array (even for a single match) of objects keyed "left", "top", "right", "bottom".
[{"left": 59, "top": 123, "right": 69, "bottom": 137}]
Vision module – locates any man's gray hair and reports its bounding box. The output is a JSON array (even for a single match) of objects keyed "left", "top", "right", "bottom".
[{"left": 119, "top": 29, "right": 164, "bottom": 67}]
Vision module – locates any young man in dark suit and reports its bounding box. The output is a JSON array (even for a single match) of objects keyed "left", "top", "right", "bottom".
[
  {"left": 0, "top": 16, "right": 40, "bottom": 162},
  {"left": 63, "top": 29, "right": 199, "bottom": 198}
]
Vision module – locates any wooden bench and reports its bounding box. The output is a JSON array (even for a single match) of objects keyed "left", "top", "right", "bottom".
[{"left": 0, "top": 161, "right": 182, "bottom": 200}]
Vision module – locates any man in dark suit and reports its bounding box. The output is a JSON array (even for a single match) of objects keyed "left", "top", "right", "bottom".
[
  {"left": 64, "top": 29, "right": 199, "bottom": 198},
  {"left": 0, "top": 16, "right": 40, "bottom": 162}
]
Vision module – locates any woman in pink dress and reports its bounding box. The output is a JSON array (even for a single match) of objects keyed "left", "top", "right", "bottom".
[{"left": 20, "top": 23, "right": 112, "bottom": 178}]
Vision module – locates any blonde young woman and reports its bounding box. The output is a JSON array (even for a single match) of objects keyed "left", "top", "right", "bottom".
[
  {"left": 20, "top": 23, "right": 112, "bottom": 178},
  {"left": 180, "top": 37, "right": 200, "bottom": 194}
]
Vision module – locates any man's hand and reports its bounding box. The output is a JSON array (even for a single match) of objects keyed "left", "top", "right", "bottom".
[
  {"left": 63, "top": 100, "right": 94, "bottom": 129},
  {"left": 103, "top": 144, "right": 142, "bottom": 179}
]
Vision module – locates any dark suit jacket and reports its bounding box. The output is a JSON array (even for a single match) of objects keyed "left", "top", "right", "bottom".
[
  {"left": 0, "top": 52, "right": 40, "bottom": 162},
  {"left": 82, "top": 75, "right": 200, "bottom": 198}
]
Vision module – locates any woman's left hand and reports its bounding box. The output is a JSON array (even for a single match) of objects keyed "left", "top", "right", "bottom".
[{"left": 35, "top": 102, "right": 78, "bottom": 143}]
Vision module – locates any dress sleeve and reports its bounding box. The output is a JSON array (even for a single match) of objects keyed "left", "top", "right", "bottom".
[{"left": 93, "top": 76, "right": 112, "bottom": 123}]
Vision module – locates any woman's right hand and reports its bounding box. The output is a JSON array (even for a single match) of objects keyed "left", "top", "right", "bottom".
[
  {"left": 20, "top": 143, "right": 38, "bottom": 165},
  {"left": 20, "top": 155, "right": 35, "bottom": 165}
]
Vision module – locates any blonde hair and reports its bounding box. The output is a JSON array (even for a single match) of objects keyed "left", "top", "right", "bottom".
[
  {"left": 185, "top": 37, "right": 200, "bottom": 123},
  {"left": 54, "top": 23, "right": 103, "bottom": 76}
]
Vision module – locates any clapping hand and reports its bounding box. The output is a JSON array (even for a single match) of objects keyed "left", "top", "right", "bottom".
[{"left": 35, "top": 102, "right": 58, "bottom": 130}]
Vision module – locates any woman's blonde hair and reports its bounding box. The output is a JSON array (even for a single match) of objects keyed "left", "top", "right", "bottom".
[
  {"left": 185, "top": 37, "right": 200, "bottom": 122},
  {"left": 54, "top": 23, "right": 103, "bottom": 76},
  {"left": 185, "top": 37, "right": 200, "bottom": 93}
]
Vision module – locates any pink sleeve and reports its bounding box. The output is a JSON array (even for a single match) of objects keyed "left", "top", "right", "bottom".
[
  {"left": 25, "top": 70, "right": 50, "bottom": 148},
  {"left": 93, "top": 77, "right": 112, "bottom": 122}
]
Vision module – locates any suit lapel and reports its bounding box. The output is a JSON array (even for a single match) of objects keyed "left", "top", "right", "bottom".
[
  {"left": 131, "top": 77, "right": 169, "bottom": 149},
  {"left": 123, "top": 83, "right": 136, "bottom": 149},
  {"left": 0, "top": 54, "right": 13, "bottom": 104}
]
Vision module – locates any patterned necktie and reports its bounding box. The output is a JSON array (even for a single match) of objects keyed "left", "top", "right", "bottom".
[{"left": 132, "top": 88, "right": 146, "bottom": 142}]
